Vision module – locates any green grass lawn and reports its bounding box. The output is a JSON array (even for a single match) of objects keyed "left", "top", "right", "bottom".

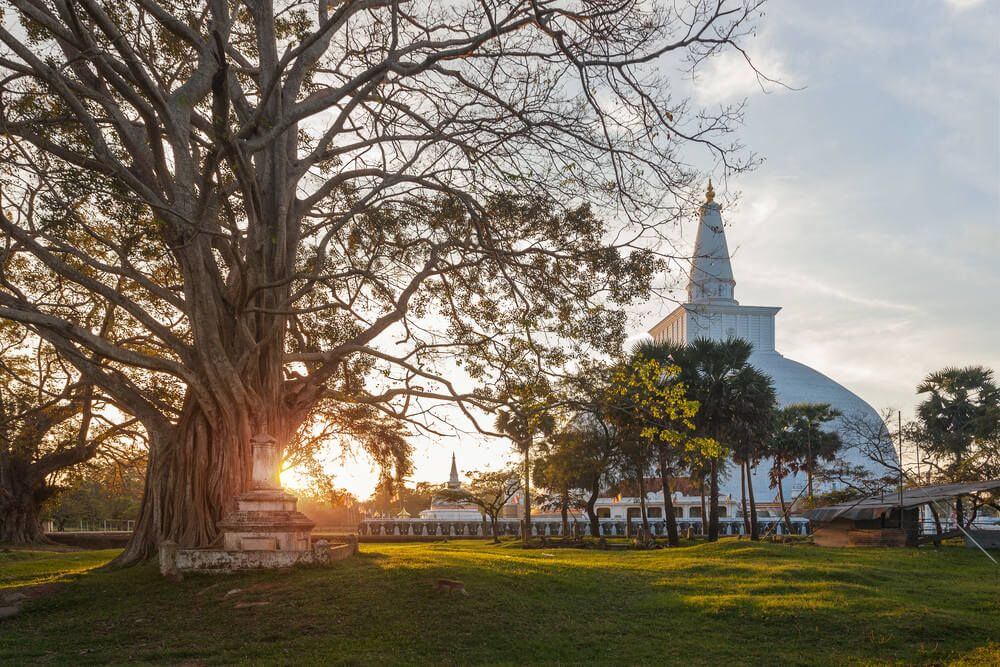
[
  {"left": 0, "top": 548, "right": 120, "bottom": 590},
  {"left": 1, "top": 540, "right": 997, "bottom": 665}
]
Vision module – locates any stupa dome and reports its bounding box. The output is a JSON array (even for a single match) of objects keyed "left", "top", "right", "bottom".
[{"left": 741, "top": 350, "right": 890, "bottom": 499}]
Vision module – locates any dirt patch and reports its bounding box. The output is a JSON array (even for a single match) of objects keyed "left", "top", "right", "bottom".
[{"left": 2, "top": 581, "right": 67, "bottom": 602}]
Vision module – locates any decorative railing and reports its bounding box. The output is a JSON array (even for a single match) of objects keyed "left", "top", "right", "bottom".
[
  {"left": 359, "top": 517, "right": 810, "bottom": 538},
  {"left": 43, "top": 518, "right": 136, "bottom": 533}
]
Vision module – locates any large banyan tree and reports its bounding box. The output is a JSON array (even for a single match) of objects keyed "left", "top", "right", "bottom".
[{"left": 0, "top": 0, "right": 762, "bottom": 562}]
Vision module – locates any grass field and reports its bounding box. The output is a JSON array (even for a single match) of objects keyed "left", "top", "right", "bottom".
[{"left": 1, "top": 540, "right": 998, "bottom": 665}]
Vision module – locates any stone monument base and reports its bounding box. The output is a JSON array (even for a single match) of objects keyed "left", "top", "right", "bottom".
[
  {"left": 160, "top": 535, "right": 358, "bottom": 574},
  {"left": 162, "top": 538, "right": 354, "bottom": 573},
  {"left": 157, "top": 433, "right": 357, "bottom": 575}
]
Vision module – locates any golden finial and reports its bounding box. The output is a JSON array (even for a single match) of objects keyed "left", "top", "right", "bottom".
[{"left": 705, "top": 179, "right": 715, "bottom": 204}]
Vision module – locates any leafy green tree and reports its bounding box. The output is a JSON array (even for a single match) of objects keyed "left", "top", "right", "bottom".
[
  {"left": 553, "top": 364, "right": 624, "bottom": 537},
  {"left": 609, "top": 354, "right": 708, "bottom": 545},
  {"left": 0, "top": 1, "right": 761, "bottom": 563},
  {"left": 533, "top": 432, "right": 592, "bottom": 537},
  {"left": 43, "top": 459, "right": 146, "bottom": 532}
]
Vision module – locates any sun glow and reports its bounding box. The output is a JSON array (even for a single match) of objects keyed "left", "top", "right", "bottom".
[{"left": 279, "top": 456, "right": 383, "bottom": 500}]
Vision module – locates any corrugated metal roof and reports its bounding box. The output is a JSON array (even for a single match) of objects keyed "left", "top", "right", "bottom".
[{"left": 804, "top": 479, "right": 1000, "bottom": 522}]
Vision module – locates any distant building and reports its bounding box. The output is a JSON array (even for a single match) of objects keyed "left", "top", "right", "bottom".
[
  {"left": 591, "top": 489, "right": 739, "bottom": 522},
  {"left": 418, "top": 453, "right": 485, "bottom": 521},
  {"left": 647, "top": 182, "right": 896, "bottom": 501},
  {"left": 362, "top": 457, "right": 808, "bottom": 536}
]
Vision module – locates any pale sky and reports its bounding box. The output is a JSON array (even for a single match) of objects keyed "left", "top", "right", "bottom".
[{"left": 306, "top": 0, "right": 1000, "bottom": 499}]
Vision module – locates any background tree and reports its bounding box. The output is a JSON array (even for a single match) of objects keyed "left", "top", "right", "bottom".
[
  {"left": 723, "top": 366, "right": 776, "bottom": 541},
  {"left": 281, "top": 398, "right": 413, "bottom": 514},
  {"left": 494, "top": 378, "right": 556, "bottom": 542},
  {"left": 533, "top": 431, "right": 592, "bottom": 537},
  {"left": 0, "top": 329, "right": 142, "bottom": 543},
  {"left": 768, "top": 403, "right": 841, "bottom": 530},
  {"left": 363, "top": 481, "right": 435, "bottom": 519},
  {"left": 43, "top": 457, "right": 147, "bottom": 532},
  {"left": 662, "top": 338, "right": 766, "bottom": 541},
  {"left": 781, "top": 403, "right": 842, "bottom": 501},
  {"left": 0, "top": 0, "right": 763, "bottom": 562},
  {"left": 610, "top": 351, "right": 707, "bottom": 546},
  {"left": 556, "top": 363, "right": 624, "bottom": 537},
  {"left": 438, "top": 468, "right": 521, "bottom": 544},
  {"left": 830, "top": 410, "right": 905, "bottom": 495},
  {"left": 913, "top": 366, "right": 999, "bottom": 525}
]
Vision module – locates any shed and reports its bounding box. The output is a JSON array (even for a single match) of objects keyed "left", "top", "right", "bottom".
[{"left": 804, "top": 480, "right": 1000, "bottom": 547}]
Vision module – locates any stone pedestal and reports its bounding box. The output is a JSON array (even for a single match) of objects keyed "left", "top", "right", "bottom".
[
  {"left": 216, "top": 434, "right": 315, "bottom": 552},
  {"left": 163, "top": 433, "right": 354, "bottom": 573}
]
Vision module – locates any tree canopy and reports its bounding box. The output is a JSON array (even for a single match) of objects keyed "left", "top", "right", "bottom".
[{"left": 0, "top": 0, "right": 765, "bottom": 561}]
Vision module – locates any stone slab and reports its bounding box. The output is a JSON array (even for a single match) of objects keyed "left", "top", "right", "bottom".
[
  {"left": 240, "top": 537, "right": 278, "bottom": 551},
  {"left": 173, "top": 543, "right": 353, "bottom": 572}
]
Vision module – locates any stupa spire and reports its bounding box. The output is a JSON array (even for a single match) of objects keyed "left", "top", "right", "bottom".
[
  {"left": 447, "top": 452, "right": 460, "bottom": 489},
  {"left": 687, "top": 180, "right": 737, "bottom": 304}
]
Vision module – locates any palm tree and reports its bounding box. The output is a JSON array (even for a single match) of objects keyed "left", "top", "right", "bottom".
[
  {"left": 636, "top": 337, "right": 773, "bottom": 541},
  {"left": 916, "top": 366, "right": 999, "bottom": 525},
  {"left": 769, "top": 403, "right": 842, "bottom": 530},
  {"left": 726, "top": 369, "right": 777, "bottom": 541}
]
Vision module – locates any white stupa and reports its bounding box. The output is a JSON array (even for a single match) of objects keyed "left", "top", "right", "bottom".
[
  {"left": 419, "top": 453, "right": 484, "bottom": 521},
  {"left": 648, "top": 181, "right": 894, "bottom": 501}
]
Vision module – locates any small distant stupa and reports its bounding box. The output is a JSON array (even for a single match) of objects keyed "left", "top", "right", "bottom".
[
  {"left": 447, "top": 452, "right": 461, "bottom": 490},
  {"left": 419, "top": 452, "right": 481, "bottom": 520}
]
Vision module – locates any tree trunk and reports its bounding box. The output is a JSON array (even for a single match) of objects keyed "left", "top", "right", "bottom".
[
  {"left": 586, "top": 475, "right": 601, "bottom": 537},
  {"left": 560, "top": 492, "right": 569, "bottom": 538},
  {"left": 740, "top": 461, "right": 750, "bottom": 536},
  {"left": 522, "top": 442, "right": 532, "bottom": 543},
  {"left": 0, "top": 489, "right": 46, "bottom": 544},
  {"left": 708, "top": 458, "right": 720, "bottom": 541},
  {"left": 637, "top": 472, "right": 650, "bottom": 537},
  {"left": 955, "top": 496, "right": 964, "bottom": 529},
  {"left": 490, "top": 516, "right": 500, "bottom": 544},
  {"left": 807, "top": 464, "right": 814, "bottom": 502},
  {"left": 658, "top": 449, "right": 679, "bottom": 547},
  {"left": 746, "top": 460, "right": 760, "bottom": 542},
  {"left": 777, "top": 472, "right": 793, "bottom": 534},
  {"left": 114, "top": 392, "right": 283, "bottom": 566},
  {"left": 699, "top": 478, "right": 707, "bottom": 537}
]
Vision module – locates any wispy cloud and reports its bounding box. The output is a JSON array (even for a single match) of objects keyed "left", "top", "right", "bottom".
[
  {"left": 692, "top": 45, "right": 797, "bottom": 106},
  {"left": 944, "top": 0, "right": 987, "bottom": 11},
  {"left": 746, "top": 268, "right": 922, "bottom": 314}
]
